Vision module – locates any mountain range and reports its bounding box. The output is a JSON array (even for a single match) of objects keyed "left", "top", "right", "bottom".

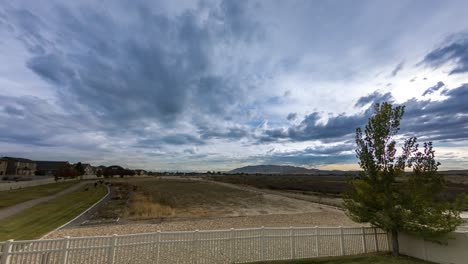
[{"left": 229, "top": 165, "right": 354, "bottom": 175}]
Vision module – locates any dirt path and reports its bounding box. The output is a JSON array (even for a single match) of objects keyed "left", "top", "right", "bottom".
[
  {"left": 0, "top": 181, "right": 87, "bottom": 220},
  {"left": 204, "top": 178, "right": 344, "bottom": 209}
]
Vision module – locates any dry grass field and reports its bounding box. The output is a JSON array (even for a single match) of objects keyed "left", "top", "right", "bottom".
[
  {"left": 207, "top": 172, "right": 468, "bottom": 208},
  {"left": 48, "top": 177, "right": 361, "bottom": 238},
  {"left": 97, "top": 177, "right": 337, "bottom": 220}
]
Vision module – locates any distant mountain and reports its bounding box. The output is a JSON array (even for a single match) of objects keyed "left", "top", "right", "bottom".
[{"left": 229, "top": 165, "right": 352, "bottom": 175}]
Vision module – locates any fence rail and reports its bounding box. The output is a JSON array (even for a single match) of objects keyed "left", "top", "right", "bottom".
[{"left": 0, "top": 226, "right": 389, "bottom": 264}]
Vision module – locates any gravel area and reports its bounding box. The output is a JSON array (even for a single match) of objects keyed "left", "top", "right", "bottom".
[{"left": 45, "top": 209, "right": 363, "bottom": 238}]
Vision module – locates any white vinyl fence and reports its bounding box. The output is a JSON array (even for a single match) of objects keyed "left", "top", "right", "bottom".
[{"left": 0, "top": 226, "right": 389, "bottom": 264}]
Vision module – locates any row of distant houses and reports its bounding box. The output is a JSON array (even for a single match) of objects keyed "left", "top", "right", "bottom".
[
  {"left": 0, "top": 157, "right": 149, "bottom": 178},
  {"left": 0, "top": 157, "right": 94, "bottom": 177}
]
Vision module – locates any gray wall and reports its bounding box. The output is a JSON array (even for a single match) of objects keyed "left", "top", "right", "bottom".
[{"left": 399, "top": 231, "right": 468, "bottom": 264}]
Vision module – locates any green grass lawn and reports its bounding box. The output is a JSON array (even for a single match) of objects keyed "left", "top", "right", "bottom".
[
  {"left": 0, "top": 183, "right": 107, "bottom": 240},
  {"left": 0, "top": 181, "right": 79, "bottom": 209},
  {"left": 250, "top": 254, "right": 433, "bottom": 264}
]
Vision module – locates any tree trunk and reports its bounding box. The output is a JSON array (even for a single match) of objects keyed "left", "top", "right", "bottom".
[{"left": 391, "top": 230, "right": 399, "bottom": 256}]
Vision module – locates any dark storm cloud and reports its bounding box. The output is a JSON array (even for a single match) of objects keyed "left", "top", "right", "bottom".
[
  {"left": 6, "top": 1, "right": 260, "bottom": 136},
  {"left": 390, "top": 61, "right": 404, "bottom": 77},
  {"left": 261, "top": 85, "right": 468, "bottom": 143},
  {"left": 0, "top": 0, "right": 266, "bottom": 151},
  {"left": 354, "top": 91, "right": 393, "bottom": 107},
  {"left": 422, "top": 33, "right": 468, "bottom": 74},
  {"left": 422, "top": 81, "right": 445, "bottom": 96},
  {"left": 402, "top": 84, "right": 468, "bottom": 141},
  {"left": 286, "top": 112, "right": 297, "bottom": 121},
  {"left": 259, "top": 108, "right": 373, "bottom": 142}
]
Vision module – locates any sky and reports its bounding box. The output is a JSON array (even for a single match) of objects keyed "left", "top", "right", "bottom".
[{"left": 1, "top": 0, "right": 468, "bottom": 171}]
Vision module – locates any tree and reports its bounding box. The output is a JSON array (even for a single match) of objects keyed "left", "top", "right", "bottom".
[
  {"left": 344, "top": 102, "right": 465, "bottom": 256},
  {"left": 54, "top": 164, "right": 78, "bottom": 179},
  {"left": 96, "top": 170, "right": 103, "bottom": 178},
  {"left": 75, "top": 162, "right": 85, "bottom": 176}
]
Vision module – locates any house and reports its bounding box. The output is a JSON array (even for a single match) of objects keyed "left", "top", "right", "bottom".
[
  {"left": 0, "top": 159, "right": 8, "bottom": 176},
  {"left": 1, "top": 157, "right": 37, "bottom": 176},
  {"left": 36, "top": 161, "right": 69, "bottom": 176},
  {"left": 82, "top": 164, "right": 95, "bottom": 175},
  {"left": 134, "top": 169, "right": 147, "bottom": 176}
]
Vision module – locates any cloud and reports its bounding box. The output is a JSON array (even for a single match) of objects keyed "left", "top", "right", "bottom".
[
  {"left": 2, "top": 1, "right": 468, "bottom": 170},
  {"left": 259, "top": 108, "right": 373, "bottom": 143},
  {"left": 6, "top": 1, "right": 261, "bottom": 135},
  {"left": 259, "top": 144, "right": 356, "bottom": 167},
  {"left": 390, "top": 61, "right": 404, "bottom": 77},
  {"left": 422, "top": 33, "right": 468, "bottom": 75},
  {"left": 199, "top": 126, "right": 249, "bottom": 140},
  {"left": 402, "top": 84, "right": 468, "bottom": 141},
  {"left": 286, "top": 112, "right": 297, "bottom": 121},
  {"left": 422, "top": 81, "right": 445, "bottom": 96},
  {"left": 260, "top": 85, "right": 468, "bottom": 144},
  {"left": 354, "top": 91, "right": 393, "bottom": 107}
]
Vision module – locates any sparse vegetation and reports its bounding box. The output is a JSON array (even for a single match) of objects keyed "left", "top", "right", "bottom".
[
  {"left": 93, "top": 178, "right": 274, "bottom": 220},
  {"left": 0, "top": 180, "right": 78, "bottom": 209},
  {"left": 119, "top": 178, "right": 262, "bottom": 218},
  {"left": 124, "top": 192, "right": 175, "bottom": 219}
]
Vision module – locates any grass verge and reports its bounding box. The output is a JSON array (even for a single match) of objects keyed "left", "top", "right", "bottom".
[
  {"left": 0, "top": 181, "right": 78, "bottom": 209},
  {"left": 250, "top": 253, "right": 433, "bottom": 264},
  {"left": 0, "top": 183, "right": 107, "bottom": 240}
]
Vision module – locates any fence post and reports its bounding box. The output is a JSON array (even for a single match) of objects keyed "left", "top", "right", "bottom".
[
  {"left": 61, "top": 236, "right": 70, "bottom": 264},
  {"left": 361, "top": 227, "right": 367, "bottom": 254},
  {"left": 1, "top": 240, "right": 13, "bottom": 264},
  {"left": 374, "top": 228, "right": 379, "bottom": 252},
  {"left": 156, "top": 231, "right": 161, "bottom": 264},
  {"left": 315, "top": 226, "right": 319, "bottom": 257},
  {"left": 260, "top": 226, "right": 265, "bottom": 261},
  {"left": 194, "top": 230, "right": 199, "bottom": 264},
  {"left": 339, "top": 226, "right": 344, "bottom": 256},
  {"left": 229, "top": 228, "right": 234, "bottom": 263},
  {"left": 108, "top": 234, "right": 117, "bottom": 264},
  {"left": 290, "top": 226, "right": 296, "bottom": 260}
]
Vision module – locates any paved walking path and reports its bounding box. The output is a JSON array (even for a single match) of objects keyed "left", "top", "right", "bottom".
[{"left": 0, "top": 182, "right": 87, "bottom": 220}]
